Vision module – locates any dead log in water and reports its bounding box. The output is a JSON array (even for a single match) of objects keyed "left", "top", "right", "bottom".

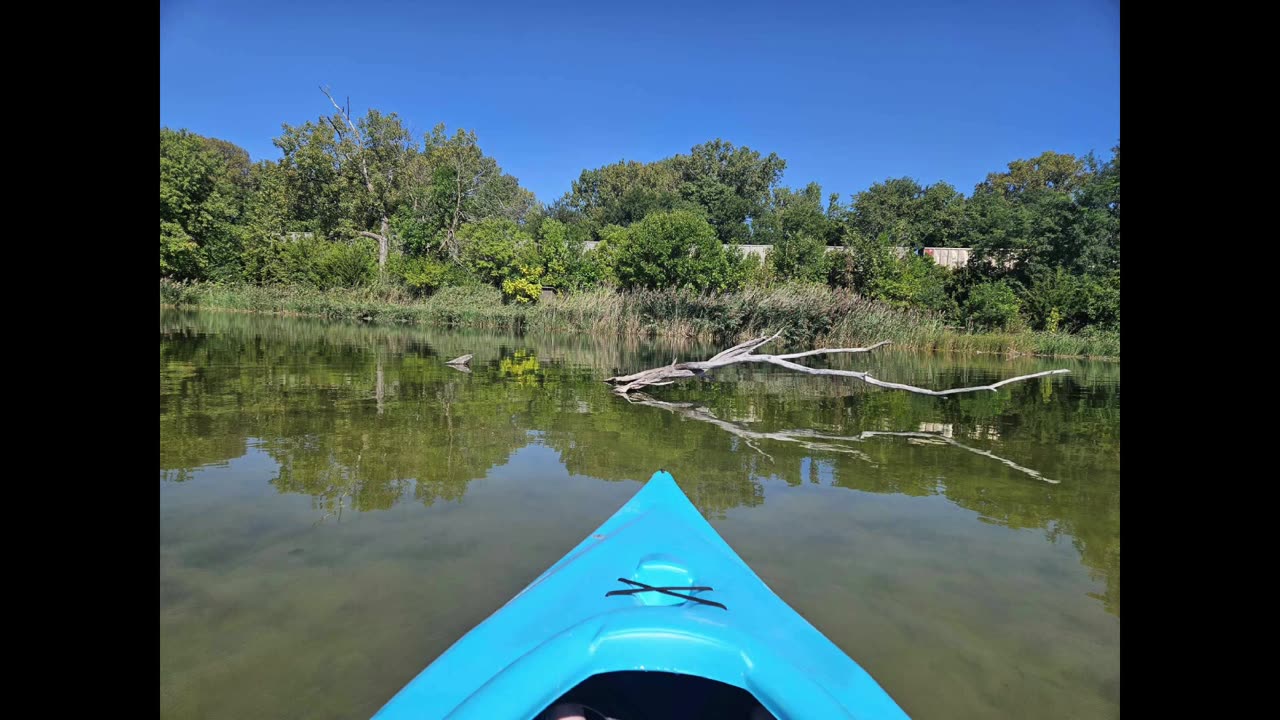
[{"left": 604, "top": 331, "right": 1068, "bottom": 397}]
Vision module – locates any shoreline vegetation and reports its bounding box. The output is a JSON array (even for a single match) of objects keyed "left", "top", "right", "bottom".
[
  {"left": 161, "top": 96, "right": 1118, "bottom": 355},
  {"left": 161, "top": 280, "right": 1119, "bottom": 360}
]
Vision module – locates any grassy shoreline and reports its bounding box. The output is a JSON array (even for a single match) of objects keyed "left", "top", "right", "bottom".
[{"left": 160, "top": 280, "right": 1119, "bottom": 360}]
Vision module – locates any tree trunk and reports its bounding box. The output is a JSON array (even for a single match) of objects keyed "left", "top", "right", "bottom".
[
  {"left": 446, "top": 168, "right": 464, "bottom": 259},
  {"left": 378, "top": 215, "right": 389, "bottom": 271}
]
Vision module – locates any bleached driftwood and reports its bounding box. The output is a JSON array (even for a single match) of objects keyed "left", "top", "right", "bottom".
[{"left": 605, "top": 331, "right": 1068, "bottom": 396}]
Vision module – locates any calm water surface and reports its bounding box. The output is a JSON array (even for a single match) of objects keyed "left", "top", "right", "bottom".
[{"left": 159, "top": 310, "right": 1119, "bottom": 719}]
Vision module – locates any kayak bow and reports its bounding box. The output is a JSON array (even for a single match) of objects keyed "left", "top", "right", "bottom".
[{"left": 373, "top": 470, "right": 909, "bottom": 719}]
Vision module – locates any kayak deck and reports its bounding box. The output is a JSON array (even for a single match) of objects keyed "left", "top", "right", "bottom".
[{"left": 373, "top": 470, "right": 909, "bottom": 720}]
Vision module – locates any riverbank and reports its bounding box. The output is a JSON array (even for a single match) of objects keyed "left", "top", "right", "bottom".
[{"left": 159, "top": 280, "right": 1119, "bottom": 359}]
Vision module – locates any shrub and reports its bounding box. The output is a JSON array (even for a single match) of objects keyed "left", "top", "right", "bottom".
[
  {"left": 965, "top": 281, "right": 1022, "bottom": 330},
  {"left": 613, "top": 209, "right": 741, "bottom": 292},
  {"left": 875, "top": 253, "right": 956, "bottom": 315},
  {"left": 502, "top": 274, "right": 542, "bottom": 304},
  {"left": 768, "top": 233, "right": 827, "bottom": 282},
  {"left": 393, "top": 255, "right": 453, "bottom": 296},
  {"left": 459, "top": 218, "right": 535, "bottom": 286},
  {"left": 317, "top": 238, "right": 378, "bottom": 289},
  {"left": 537, "top": 218, "right": 599, "bottom": 291}
]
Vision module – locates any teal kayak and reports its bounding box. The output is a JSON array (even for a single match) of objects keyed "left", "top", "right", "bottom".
[{"left": 373, "top": 470, "right": 910, "bottom": 719}]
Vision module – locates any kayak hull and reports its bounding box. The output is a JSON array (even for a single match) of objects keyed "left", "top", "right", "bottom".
[{"left": 373, "top": 471, "right": 909, "bottom": 719}]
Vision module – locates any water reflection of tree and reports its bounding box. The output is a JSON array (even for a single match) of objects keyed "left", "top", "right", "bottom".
[{"left": 160, "top": 310, "right": 1118, "bottom": 614}]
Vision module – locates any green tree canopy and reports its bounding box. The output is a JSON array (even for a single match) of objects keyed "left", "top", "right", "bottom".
[
  {"left": 159, "top": 128, "right": 249, "bottom": 279},
  {"left": 274, "top": 101, "right": 417, "bottom": 269},
  {"left": 669, "top": 139, "right": 786, "bottom": 244}
]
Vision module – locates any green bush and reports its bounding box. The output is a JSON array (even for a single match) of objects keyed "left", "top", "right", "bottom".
[
  {"left": 737, "top": 251, "right": 773, "bottom": 288},
  {"left": 536, "top": 218, "right": 599, "bottom": 291},
  {"left": 875, "top": 254, "right": 956, "bottom": 315},
  {"left": 965, "top": 281, "right": 1023, "bottom": 330},
  {"left": 613, "top": 209, "right": 741, "bottom": 292},
  {"left": 459, "top": 218, "right": 535, "bottom": 286},
  {"left": 317, "top": 238, "right": 378, "bottom": 289},
  {"left": 588, "top": 224, "right": 628, "bottom": 286},
  {"left": 392, "top": 255, "right": 454, "bottom": 296},
  {"left": 274, "top": 234, "right": 326, "bottom": 287},
  {"left": 823, "top": 248, "right": 857, "bottom": 289},
  {"left": 1019, "top": 268, "right": 1120, "bottom": 332},
  {"left": 502, "top": 272, "right": 543, "bottom": 304},
  {"left": 768, "top": 233, "right": 827, "bottom": 283},
  {"left": 826, "top": 231, "right": 898, "bottom": 295}
]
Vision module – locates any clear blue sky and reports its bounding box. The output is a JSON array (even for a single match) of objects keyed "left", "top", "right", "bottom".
[{"left": 160, "top": 0, "right": 1119, "bottom": 204}]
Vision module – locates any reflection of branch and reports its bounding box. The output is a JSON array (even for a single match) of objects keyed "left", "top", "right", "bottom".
[
  {"left": 856, "top": 431, "right": 1057, "bottom": 484},
  {"left": 627, "top": 394, "right": 1056, "bottom": 484},
  {"left": 608, "top": 331, "right": 1069, "bottom": 396},
  {"left": 627, "top": 394, "right": 869, "bottom": 462}
]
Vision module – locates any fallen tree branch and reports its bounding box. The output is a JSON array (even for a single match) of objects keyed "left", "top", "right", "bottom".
[
  {"left": 627, "top": 394, "right": 1056, "bottom": 484},
  {"left": 605, "top": 331, "right": 1068, "bottom": 396}
]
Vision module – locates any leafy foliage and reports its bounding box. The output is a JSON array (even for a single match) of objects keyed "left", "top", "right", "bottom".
[
  {"left": 459, "top": 218, "right": 535, "bottom": 286},
  {"left": 159, "top": 128, "right": 246, "bottom": 279},
  {"left": 160, "top": 96, "right": 1118, "bottom": 338},
  {"left": 965, "top": 281, "right": 1023, "bottom": 330},
  {"left": 612, "top": 210, "right": 743, "bottom": 292}
]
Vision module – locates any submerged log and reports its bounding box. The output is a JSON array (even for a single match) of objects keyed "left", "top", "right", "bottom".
[
  {"left": 445, "top": 354, "right": 473, "bottom": 374},
  {"left": 605, "top": 331, "right": 1068, "bottom": 397}
]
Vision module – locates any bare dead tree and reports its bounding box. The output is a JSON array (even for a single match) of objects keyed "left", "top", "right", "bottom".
[
  {"left": 606, "top": 331, "right": 1068, "bottom": 396},
  {"left": 321, "top": 86, "right": 391, "bottom": 271}
]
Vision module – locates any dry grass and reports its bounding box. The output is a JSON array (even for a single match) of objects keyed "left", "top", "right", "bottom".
[{"left": 161, "top": 279, "right": 1119, "bottom": 359}]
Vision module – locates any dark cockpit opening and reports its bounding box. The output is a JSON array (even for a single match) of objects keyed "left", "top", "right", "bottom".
[{"left": 535, "top": 671, "right": 774, "bottom": 720}]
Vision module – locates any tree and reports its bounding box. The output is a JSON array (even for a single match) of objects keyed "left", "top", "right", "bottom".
[
  {"left": 850, "top": 177, "right": 924, "bottom": 248},
  {"left": 755, "top": 182, "right": 833, "bottom": 282},
  {"left": 612, "top": 210, "right": 740, "bottom": 291},
  {"left": 402, "top": 124, "right": 536, "bottom": 260},
  {"left": 556, "top": 160, "right": 684, "bottom": 236},
  {"left": 1076, "top": 142, "right": 1120, "bottom": 273},
  {"left": 669, "top": 139, "right": 786, "bottom": 243},
  {"left": 321, "top": 89, "right": 416, "bottom": 271},
  {"left": 159, "top": 128, "right": 247, "bottom": 279},
  {"left": 916, "top": 182, "right": 968, "bottom": 247},
  {"left": 551, "top": 139, "right": 786, "bottom": 245},
  {"left": 274, "top": 89, "right": 417, "bottom": 273},
  {"left": 458, "top": 217, "right": 535, "bottom": 286},
  {"left": 847, "top": 178, "right": 970, "bottom": 251},
  {"left": 238, "top": 160, "right": 294, "bottom": 284},
  {"left": 977, "top": 150, "right": 1091, "bottom": 198}
]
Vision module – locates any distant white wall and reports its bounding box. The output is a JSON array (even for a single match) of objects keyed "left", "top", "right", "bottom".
[{"left": 579, "top": 241, "right": 973, "bottom": 269}]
